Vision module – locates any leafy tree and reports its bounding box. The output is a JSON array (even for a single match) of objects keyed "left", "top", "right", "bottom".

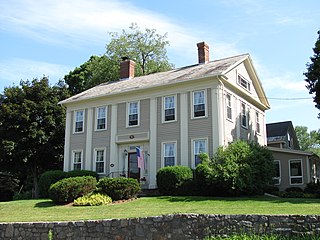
[
  {"left": 305, "top": 30, "right": 320, "bottom": 117},
  {"left": 0, "top": 77, "right": 69, "bottom": 198},
  {"left": 295, "top": 126, "right": 320, "bottom": 156},
  {"left": 65, "top": 23, "right": 173, "bottom": 95}
]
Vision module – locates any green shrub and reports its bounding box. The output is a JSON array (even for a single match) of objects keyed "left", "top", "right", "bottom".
[
  {"left": 97, "top": 177, "right": 140, "bottom": 201},
  {"left": 39, "top": 170, "right": 67, "bottom": 198},
  {"left": 304, "top": 182, "right": 320, "bottom": 195},
  {"left": 74, "top": 193, "right": 112, "bottom": 206},
  {"left": 13, "top": 191, "right": 32, "bottom": 200},
  {"left": 195, "top": 141, "right": 274, "bottom": 196},
  {"left": 156, "top": 166, "right": 193, "bottom": 195},
  {"left": 286, "top": 187, "right": 303, "bottom": 193},
  {"left": 65, "top": 170, "right": 99, "bottom": 180},
  {"left": 49, "top": 176, "right": 97, "bottom": 204}
]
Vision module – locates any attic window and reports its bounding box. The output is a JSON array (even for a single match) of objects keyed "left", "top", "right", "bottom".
[{"left": 237, "top": 75, "right": 251, "bottom": 92}]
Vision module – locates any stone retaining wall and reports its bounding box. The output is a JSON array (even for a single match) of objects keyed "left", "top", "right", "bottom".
[{"left": 1, "top": 214, "right": 320, "bottom": 240}]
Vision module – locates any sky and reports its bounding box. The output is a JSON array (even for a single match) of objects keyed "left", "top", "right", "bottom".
[{"left": 0, "top": 0, "right": 319, "bottom": 130}]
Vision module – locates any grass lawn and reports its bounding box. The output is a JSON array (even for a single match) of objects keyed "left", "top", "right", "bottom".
[{"left": 1, "top": 196, "right": 320, "bottom": 222}]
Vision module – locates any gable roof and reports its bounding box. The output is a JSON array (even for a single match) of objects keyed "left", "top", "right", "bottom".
[
  {"left": 59, "top": 53, "right": 268, "bottom": 108},
  {"left": 266, "top": 121, "right": 293, "bottom": 138}
]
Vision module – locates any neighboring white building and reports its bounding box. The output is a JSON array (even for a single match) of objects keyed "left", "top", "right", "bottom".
[{"left": 59, "top": 42, "right": 270, "bottom": 189}]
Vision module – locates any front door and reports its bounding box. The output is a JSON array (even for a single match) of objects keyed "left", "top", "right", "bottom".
[{"left": 128, "top": 152, "right": 140, "bottom": 181}]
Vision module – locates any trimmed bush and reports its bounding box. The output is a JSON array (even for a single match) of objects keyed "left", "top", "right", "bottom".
[
  {"left": 74, "top": 193, "right": 112, "bottom": 206},
  {"left": 39, "top": 170, "right": 67, "bottom": 198},
  {"left": 156, "top": 166, "right": 193, "bottom": 195},
  {"left": 66, "top": 170, "right": 99, "bottom": 180},
  {"left": 97, "top": 178, "right": 141, "bottom": 201},
  {"left": 49, "top": 176, "right": 97, "bottom": 204}
]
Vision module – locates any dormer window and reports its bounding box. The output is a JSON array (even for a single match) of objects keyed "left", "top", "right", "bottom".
[{"left": 237, "top": 75, "right": 251, "bottom": 92}]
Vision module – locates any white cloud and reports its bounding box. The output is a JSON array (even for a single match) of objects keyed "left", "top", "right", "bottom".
[
  {"left": 0, "top": 0, "right": 241, "bottom": 66},
  {"left": 0, "top": 0, "right": 194, "bottom": 47},
  {"left": 0, "top": 58, "right": 71, "bottom": 87}
]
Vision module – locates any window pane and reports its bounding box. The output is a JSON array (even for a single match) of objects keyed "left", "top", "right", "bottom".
[
  {"left": 165, "top": 96, "right": 175, "bottom": 109},
  {"left": 129, "top": 102, "right": 138, "bottom": 114},
  {"left": 165, "top": 109, "right": 175, "bottom": 121},
  {"left": 76, "top": 111, "right": 83, "bottom": 122},
  {"left": 194, "top": 91, "right": 204, "bottom": 104},
  {"left": 96, "top": 162, "right": 104, "bottom": 173},
  {"left": 165, "top": 157, "right": 175, "bottom": 167},
  {"left": 290, "top": 161, "right": 302, "bottom": 176},
  {"left": 97, "top": 118, "right": 106, "bottom": 129},
  {"left": 74, "top": 163, "right": 81, "bottom": 171},
  {"left": 194, "top": 140, "right": 207, "bottom": 167},
  {"left": 274, "top": 161, "right": 280, "bottom": 178},
  {"left": 75, "top": 110, "right": 84, "bottom": 132},
  {"left": 164, "top": 143, "right": 175, "bottom": 166}
]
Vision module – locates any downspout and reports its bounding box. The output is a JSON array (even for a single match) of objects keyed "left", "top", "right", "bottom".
[{"left": 217, "top": 76, "right": 226, "bottom": 147}]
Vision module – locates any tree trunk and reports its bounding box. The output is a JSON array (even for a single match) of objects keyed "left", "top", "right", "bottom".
[{"left": 32, "top": 165, "right": 39, "bottom": 199}]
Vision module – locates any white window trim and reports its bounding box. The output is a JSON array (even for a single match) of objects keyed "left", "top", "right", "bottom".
[
  {"left": 162, "top": 95, "right": 177, "bottom": 123},
  {"left": 191, "top": 89, "right": 208, "bottom": 119},
  {"left": 255, "top": 111, "right": 261, "bottom": 135},
  {"left": 273, "top": 160, "right": 281, "bottom": 185},
  {"left": 126, "top": 101, "right": 140, "bottom": 128},
  {"left": 289, "top": 159, "right": 304, "bottom": 185},
  {"left": 94, "top": 147, "right": 106, "bottom": 174},
  {"left": 72, "top": 149, "right": 83, "bottom": 171},
  {"left": 95, "top": 106, "right": 107, "bottom": 131},
  {"left": 73, "top": 109, "right": 85, "bottom": 134},
  {"left": 240, "top": 102, "right": 248, "bottom": 129},
  {"left": 161, "top": 141, "right": 177, "bottom": 168},
  {"left": 191, "top": 137, "right": 208, "bottom": 169},
  {"left": 237, "top": 74, "right": 251, "bottom": 92},
  {"left": 226, "top": 93, "right": 232, "bottom": 121}
]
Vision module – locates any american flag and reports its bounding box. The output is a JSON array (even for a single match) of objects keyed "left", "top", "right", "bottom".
[{"left": 136, "top": 147, "right": 144, "bottom": 171}]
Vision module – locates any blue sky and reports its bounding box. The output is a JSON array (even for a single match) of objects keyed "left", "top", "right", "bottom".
[{"left": 0, "top": 0, "right": 319, "bottom": 130}]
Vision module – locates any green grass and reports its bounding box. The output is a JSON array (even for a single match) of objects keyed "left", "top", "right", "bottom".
[{"left": 1, "top": 196, "right": 320, "bottom": 222}]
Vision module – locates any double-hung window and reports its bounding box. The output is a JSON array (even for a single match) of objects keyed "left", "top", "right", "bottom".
[
  {"left": 95, "top": 148, "right": 105, "bottom": 174},
  {"left": 256, "top": 111, "right": 260, "bottom": 134},
  {"left": 241, "top": 102, "right": 248, "bottom": 128},
  {"left": 128, "top": 101, "right": 139, "bottom": 127},
  {"left": 238, "top": 75, "right": 251, "bottom": 92},
  {"left": 193, "top": 90, "right": 206, "bottom": 118},
  {"left": 74, "top": 110, "right": 84, "bottom": 133},
  {"left": 226, "top": 94, "right": 232, "bottom": 120},
  {"left": 96, "top": 106, "right": 107, "bottom": 130},
  {"left": 193, "top": 139, "right": 207, "bottom": 167},
  {"left": 163, "top": 96, "right": 176, "bottom": 122},
  {"left": 73, "top": 150, "right": 82, "bottom": 170},
  {"left": 163, "top": 142, "right": 176, "bottom": 167},
  {"left": 289, "top": 159, "right": 303, "bottom": 185},
  {"left": 273, "top": 160, "right": 281, "bottom": 185}
]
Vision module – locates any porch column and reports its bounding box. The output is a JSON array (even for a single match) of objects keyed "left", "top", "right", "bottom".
[
  {"left": 63, "top": 110, "right": 72, "bottom": 171},
  {"left": 85, "top": 108, "right": 93, "bottom": 170},
  {"left": 109, "top": 104, "right": 118, "bottom": 174},
  {"left": 149, "top": 97, "right": 157, "bottom": 188},
  {"left": 180, "top": 92, "right": 189, "bottom": 166}
]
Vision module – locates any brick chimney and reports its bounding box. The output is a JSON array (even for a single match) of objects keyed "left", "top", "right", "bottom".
[
  {"left": 120, "top": 58, "right": 135, "bottom": 79},
  {"left": 197, "top": 42, "right": 210, "bottom": 64}
]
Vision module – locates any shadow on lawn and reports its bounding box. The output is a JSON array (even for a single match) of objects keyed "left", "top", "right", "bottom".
[
  {"left": 34, "top": 200, "right": 56, "bottom": 208},
  {"left": 156, "top": 196, "right": 320, "bottom": 204}
]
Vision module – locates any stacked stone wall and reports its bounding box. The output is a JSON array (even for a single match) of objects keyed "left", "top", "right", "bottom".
[{"left": 1, "top": 214, "right": 320, "bottom": 239}]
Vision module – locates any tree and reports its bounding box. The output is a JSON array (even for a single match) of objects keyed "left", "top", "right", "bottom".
[
  {"left": 0, "top": 77, "right": 69, "bottom": 198},
  {"left": 305, "top": 30, "right": 320, "bottom": 117},
  {"left": 65, "top": 23, "right": 173, "bottom": 95},
  {"left": 295, "top": 126, "right": 320, "bottom": 156}
]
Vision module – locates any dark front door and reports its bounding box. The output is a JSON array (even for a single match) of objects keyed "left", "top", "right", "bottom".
[{"left": 128, "top": 152, "right": 140, "bottom": 181}]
